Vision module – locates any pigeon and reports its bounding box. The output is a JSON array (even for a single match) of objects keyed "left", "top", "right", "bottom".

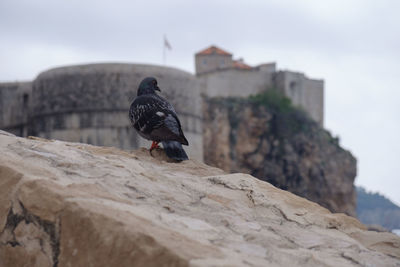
[{"left": 129, "top": 77, "right": 189, "bottom": 161}]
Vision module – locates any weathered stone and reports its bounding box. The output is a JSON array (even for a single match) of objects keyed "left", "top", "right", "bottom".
[{"left": 0, "top": 131, "right": 399, "bottom": 267}]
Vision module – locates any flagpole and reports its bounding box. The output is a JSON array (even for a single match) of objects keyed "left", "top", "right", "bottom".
[
  {"left": 163, "top": 35, "right": 166, "bottom": 65},
  {"left": 163, "top": 35, "right": 172, "bottom": 65}
]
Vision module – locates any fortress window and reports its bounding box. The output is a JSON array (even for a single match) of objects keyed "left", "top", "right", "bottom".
[
  {"left": 202, "top": 59, "right": 207, "bottom": 65},
  {"left": 220, "top": 59, "right": 225, "bottom": 66},
  {"left": 289, "top": 81, "right": 297, "bottom": 96},
  {"left": 23, "top": 93, "right": 29, "bottom": 108}
]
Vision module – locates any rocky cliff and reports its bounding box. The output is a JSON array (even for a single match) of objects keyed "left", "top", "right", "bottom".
[
  {"left": 1, "top": 131, "right": 399, "bottom": 267},
  {"left": 203, "top": 94, "right": 357, "bottom": 216}
]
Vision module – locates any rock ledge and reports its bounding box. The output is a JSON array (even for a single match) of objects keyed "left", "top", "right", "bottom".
[{"left": 0, "top": 130, "right": 399, "bottom": 266}]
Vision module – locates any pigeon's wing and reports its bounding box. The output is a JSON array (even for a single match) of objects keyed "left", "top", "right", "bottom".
[
  {"left": 149, "top": 112, "right": 188, "bottom": 144},
  {"left": 153, "top": 95, "right": 186, "bottom": 136},
  {"left": 164, "top": 112, "right": 188, "bottom": 145},
  {"left": 129, "top": 95, "right": 168, "bottom": 128},
  {"left": 129, "top": 95, "right": 187, "bottom": 144},
  {"left": 151, "top": 96, "right": 188, "bottom": 144}
]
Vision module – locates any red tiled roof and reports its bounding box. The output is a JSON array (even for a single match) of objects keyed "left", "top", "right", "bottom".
[
  {"left": 196, "top": 45, "right": 232, "bottom": 56},
  {"left": 233, "top": 60, "right": 252, "bottom": 70}
]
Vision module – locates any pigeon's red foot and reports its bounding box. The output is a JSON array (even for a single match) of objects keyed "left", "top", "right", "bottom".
[{"left": 149, "top": 141, "right": 160, "bottom": 152}]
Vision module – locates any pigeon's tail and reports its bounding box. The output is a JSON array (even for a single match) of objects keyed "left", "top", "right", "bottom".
[{"left": 161, "top": 141, "right": 189, "bottom": 161}]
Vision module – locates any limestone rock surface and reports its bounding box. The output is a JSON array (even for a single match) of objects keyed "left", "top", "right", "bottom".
[{"left": 0, "top": 130, "right": 399, "bottom": 267}]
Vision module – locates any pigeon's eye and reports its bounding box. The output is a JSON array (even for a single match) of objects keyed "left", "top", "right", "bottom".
[{"left": 152, "top": 80, "right": 156, "bottom": 85}]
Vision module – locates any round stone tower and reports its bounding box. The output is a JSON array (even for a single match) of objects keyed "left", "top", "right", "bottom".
[{"left": 31, "top": 63, "right": 203, "bottom": 160}]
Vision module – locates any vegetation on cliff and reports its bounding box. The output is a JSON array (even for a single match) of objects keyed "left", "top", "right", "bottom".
[
  {"left": 212, "top": 90, "right": 340, "bottom": 146},
  {"left": 249, "top": 90, "right": 313, "bottom": 138}
]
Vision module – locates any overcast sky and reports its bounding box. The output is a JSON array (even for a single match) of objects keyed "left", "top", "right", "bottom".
[{"left": 1, "top": 0, "right": 399, "bottom": 205}]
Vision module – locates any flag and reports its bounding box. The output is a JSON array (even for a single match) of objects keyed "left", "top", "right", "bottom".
[{"left": 164, "top": 36, "right": 172, "bottom": 50}]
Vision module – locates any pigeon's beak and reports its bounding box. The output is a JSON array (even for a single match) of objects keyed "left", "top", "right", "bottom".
[{"left": 155, "top": 86, "right": 161, "bottom": 92}]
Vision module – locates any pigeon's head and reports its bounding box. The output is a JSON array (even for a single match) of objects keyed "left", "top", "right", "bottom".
[{"left": 137, "top": 77, "right": 161, "bottom": 96}]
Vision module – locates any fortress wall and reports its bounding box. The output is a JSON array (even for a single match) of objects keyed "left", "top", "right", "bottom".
[
  {"left": 32, "top": 110, "right": 137, "bottom": 147},
  {"left": 199, "top": 69, "right": 274, "bottom": 98},
  {"left": 274, "top": 71, "right": 324, "bottom": 126},
  {"left": 200, "top": 68, "right": 324, "bottom": 126},
  {"left": 41, "top": 126, "right": 136, "bottom": 148},
  {"left": 303, "top": 78, "right": 324, "bottom": 126},
  {"left": 34, "top": 111, "right": 202, "bottom": 160},
  {"left": 0, "top": 82, "right": 32, "bottom": 136},
  {"left": 274, "top": 71, "right": 304, "bottom": 104},
  {"left": 31, "top": 64, "right": 203, "bottom": 161}
]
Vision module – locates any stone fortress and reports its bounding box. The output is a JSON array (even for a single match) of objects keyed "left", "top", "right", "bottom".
[
  {"left": 0, "top": 45, "right": 324, "bottom": 161},
  {"left": 196, "top": 46, "right": 324, "bottom": 126}
]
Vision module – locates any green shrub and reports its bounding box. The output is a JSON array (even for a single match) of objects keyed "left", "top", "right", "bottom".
[
  {"left": 249, "top": 89, "right": 295, "bottom": 114},
  {"left": 249, "top": 90, "right": 314, "bottom": 137}
]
